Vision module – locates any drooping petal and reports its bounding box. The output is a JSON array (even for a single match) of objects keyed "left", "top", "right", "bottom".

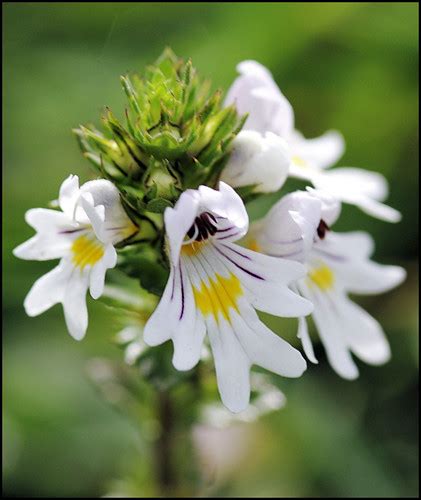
[
  {"left": 89, "top": 244, "right": 117, "bottom": 299},
  {"left": 23, "top": 261, "right": 71, "bottom": 316},
  {"left": 207, "top": 316, "right": 252, "bottom": 414},
  {"left": 220, "top": 130, "right": 290, "bottom": 193},
  {"left": 299, "top": 281, "right": 360, "bottom": 380},
  {"left": 297, "top": 315, "right": 318, "bottom": 364},
  {"left": 62, "top": 268, "right": 90, "bottom": 340},
  {"left": 335, "top": 294, "right": 391, "bottom": 366},
  {"left": 225, "top": 60, "right": 294, "bottom": 138}
]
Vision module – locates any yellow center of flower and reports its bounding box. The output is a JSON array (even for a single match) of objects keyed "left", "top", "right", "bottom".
[
  {"left": 181, "top": 241, "right": 206, "bottom": 256},
  {"left": 71, "top": 235, "right": 104, "bottom": 269},
  {"left": 193, "top": 272, "right": 243, "bottom": 324},
  {"left": 247, "top": 238, "right": 261, "bottom": 252},
  {"left": 308, "top": 264, "right": 335, "bottom": 291},
  {"left": 292, "top": 155, "right": 308, "bottom": 167}
]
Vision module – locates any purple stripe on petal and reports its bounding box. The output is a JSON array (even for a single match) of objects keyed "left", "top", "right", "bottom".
[
  {"left": 170, "top": 270, "right": 176, "bottom": 301},
  {"left": 215, "top": 246, "right": 264, "bottom": 280},
  {"left": 220, "top": 244, "right": 252, "bottom": 260},
  {"left": 216, "top": 226, "right": 235, "bottom": 233},
  {"left": 217, "top": 230, "right": 241, "bottom": 241}
]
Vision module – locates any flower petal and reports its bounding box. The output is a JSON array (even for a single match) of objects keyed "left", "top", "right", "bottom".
[
  {"left": 232, "top": 303, "right": 307, "bottom": 378},
  {"left": 335, "top": 294, "right": 391, "bottom": 366},
  {"left": 89, "top": 244, "right": 117, "bottom": 300},
  {"left": 300, "top": 282, "right": 359, "bottom": 380},
  {"left": 225, "top": 60, "right": 294, "bottom": 138},
  {"left": 210, "top": 243, "right": 313, "bottom": 317},
  {"left": 207, "top": 316, "right": 251, "bottom": 413},
  {"left": 289, "top": 129, "right": 345, "bottom": 169},
  {"left": 59, "top": 175, "right": 80, "bottom": 218},
  {"left": 23, "top": 261, "right": 71, "bottom": 316},
  {"left": 313, "top": 168, "right": 401, "bottom": 223},
  {"left": 164, "top": 191, "right": 200, "bottom": 267},
  {"left": 297, "top": 315, "right": 318, "bottom": 364},
  {"left": 62, "top": 268, "right": 90, "bottom": 340},
  {"left": 220, "top": 130, "right": 290, "bottom": 193}
]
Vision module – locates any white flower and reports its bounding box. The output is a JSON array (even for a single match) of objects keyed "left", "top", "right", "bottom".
[
  {"left": 248, "top": 189, "right": 406, "bottom": 379},
  {"left": 220, "top": 130, "right": 290, "bottom": 193},
  {"left": 143, "top": 181, "right": 313, "bottom": 413},
  {"left": 225, "top": 60, "right": 401, "bottom": 222},
  {"left": 13, "top": 175, "right": 137, "bottom": 340}
]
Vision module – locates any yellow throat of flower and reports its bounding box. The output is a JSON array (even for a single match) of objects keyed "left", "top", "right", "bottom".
[
  {"left": 193, "top": 272, "right": 243, "bottom": 324},
  {"left": 72, "top": 235, "right": 104, "bottom": 269},
  {"left": 308, "top": 264, "right": 335, "bottom": 291}
]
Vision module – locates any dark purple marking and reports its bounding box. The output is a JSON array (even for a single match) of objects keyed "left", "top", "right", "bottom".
[
  {"left": 217, "top": 230, "right": 241, "bottom": 241},
  {"left": 220, "top": 244, "right": 251, "bottom": 260},
  {"left": 58, "top": 227, "right": 84, "bottom": 235},
  {"left": 215, "top": 246, "right": 264, "bottom": 280},
  {"left": 170, "top": 270, "right": 176, "bottom": 301},
  {"left": 216, "top": 226, "right": 235, "bottom": 233}
]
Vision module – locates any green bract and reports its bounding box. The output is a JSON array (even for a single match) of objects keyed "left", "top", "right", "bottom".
[{"left": 74, "top": 48, "right": 245, "bottom": 219}]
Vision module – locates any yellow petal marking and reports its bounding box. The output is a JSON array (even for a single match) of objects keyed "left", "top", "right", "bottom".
[
  {"left": 193, "top": 272, "right": 243, "bottom": 324},
  {"left": 72, "top": 235, "right": 104, "bottom": 269},
  {"left": 292, "top": 155, "right": 309, "bottom": 168},
  {"left": 308, "top": 264, "right": 334, "bottom": 291},
  {"left": 247, "top": 238, "right": 261, "bottom": 252},
  {"left": 181, "top": 241, "right": 206, "bottom": 256}
]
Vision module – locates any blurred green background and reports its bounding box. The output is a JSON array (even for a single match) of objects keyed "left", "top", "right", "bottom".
[{"left": 3, "top": 2, "right": 418, "bottom": 497}]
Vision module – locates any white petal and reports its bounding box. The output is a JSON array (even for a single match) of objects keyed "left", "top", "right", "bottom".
[
  {"left": 89, "top": 244, "right": 117, "bottom": 299},
  {"left": 24, "top": 208, "right": 74, "bottom": 232},
  {"left": 221, "top": 130, "right": 290, "bottom": 193},
  {"left": 313, "top": 168, "right": 401, "bottom": 223},
  {"left": 297, "top": 315, "right": 318, "bottom": 364},
  {"left": 210, "top": 243, "right": 313, "bottom": 317},
  {"left": 232, "top": 303, "right": 307, "bottom": 378},
  {"left": 62, "top": 269, "right": 90, "bottom": 340},
  {"left": 171, "top": 258, "right": 206, "bottom": 371},
  {"left": 300, "top": 282, "right": 359, "bottom": 380},
  {"left": 335, "top": 295, "right": 391, "bottom": 366},
  {"left": 23, "top": 261, "right": 71, "bottom": 316},
  {"left": 79, "top": 179, "right": 137, "bottom": 243},
  {"left": 225, "top": 60, "right": 294, "bottom": 137},
  {"left": 200, "top": 182, "right": 249, "bottom": 237},
  {"left": 290, "top": 129, "right": 345, "bottom": 169},
  {"left": 80, "top": 193, "right": 106, "bottom": 242},
  {"left": 352, "top": 197, "right": 402, "bottom": 223},
  {"left": 59, "top": 175, "right": 80, "bottom": 218},
  {"left": 207, "top": 316, "right": 251, "bottom": 413},
  {"left": 316, "top": 232, "right": 406, "bottom": 294},
  {"left": 13, "top": 234, "right": 70, "bottom": 261},
  {"left": 164, "top": 190, "right": 200, "bottom": 266},
  {"left": 143, "top": 267, "right": 176, "bottom": 346}
]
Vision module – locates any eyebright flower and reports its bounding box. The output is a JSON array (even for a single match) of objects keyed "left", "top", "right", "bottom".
[
  {"left": 248, "top": 189, "right": 406, "bottom": 379},
  {"left": 13, "top": 175, "right": 137, "bottom": 340},
  {"left": 220, "top": 130, "right": 290, "bottom": 193},
  {"left": 225, "top": 60, "right": 401, "bottom": 222},
  {"left": 143, "top": 181, "right": 313, "bottom": 412}
]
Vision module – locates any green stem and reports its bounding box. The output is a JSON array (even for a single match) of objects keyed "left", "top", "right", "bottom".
[{"left": 155, "top": 389, "right": 176, "bottom": 496}]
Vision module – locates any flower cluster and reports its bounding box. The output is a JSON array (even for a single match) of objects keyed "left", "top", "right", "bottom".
[{"left": 14, "top": 51, "right": 405, "bottom": 413}]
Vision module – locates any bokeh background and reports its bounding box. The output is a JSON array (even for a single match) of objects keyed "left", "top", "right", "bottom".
[{"left": 3, "top": 2, "right": 419, "bottom": 497}]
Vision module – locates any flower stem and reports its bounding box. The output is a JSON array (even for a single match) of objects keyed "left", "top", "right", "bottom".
[{"left": 155, "top": 389, "right": 176, "bottom": 496}]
